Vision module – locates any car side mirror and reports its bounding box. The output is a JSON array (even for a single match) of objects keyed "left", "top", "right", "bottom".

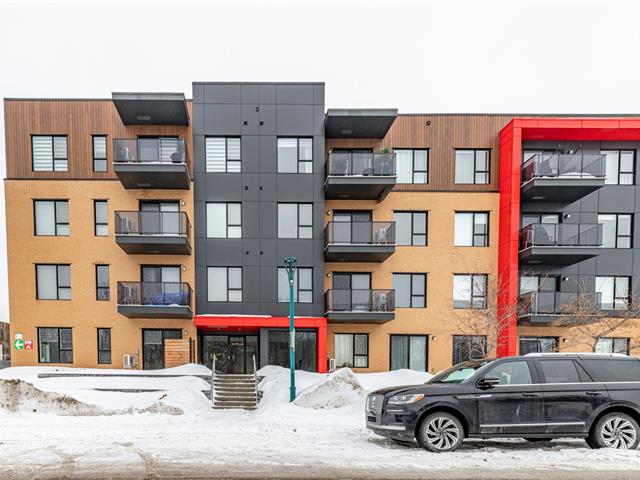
[{"left": 477, "top": 376, "right": 500, "bottom": 389}]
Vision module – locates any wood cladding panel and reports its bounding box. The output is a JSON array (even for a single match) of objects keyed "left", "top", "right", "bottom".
[
  {"left": 164, "top": 339, "right": 191, "bottom": 368},
  {"left": 4, "top": 100, "right": 193, "bottom": 180},
  {"left": 326, "top": 115, "right": 514, "bottom": 192}
]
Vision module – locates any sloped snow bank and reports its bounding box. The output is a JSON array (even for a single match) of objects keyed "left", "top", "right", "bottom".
[{"left": 294, "top": 368, "right": 365, "bottom": 409}]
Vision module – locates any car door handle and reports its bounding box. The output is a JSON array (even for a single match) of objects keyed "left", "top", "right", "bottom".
[
  {"left": 586, "top": 391, "right": 601, "bottom": 396},
  {"left": 522, "top": 392, "right": 539, "bottom": 398}
]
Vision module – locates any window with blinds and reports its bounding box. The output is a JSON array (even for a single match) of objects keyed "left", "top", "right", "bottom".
[
  {"left": 206, "top": 137, "right": 241, "bottom": 172},
  {"left": 32, "top": 136, "right": 68, "bottom": 172}
]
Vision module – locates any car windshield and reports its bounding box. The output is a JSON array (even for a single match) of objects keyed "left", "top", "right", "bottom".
[{"left": 428, "top": 360, "right": 492, "bottom": 384}]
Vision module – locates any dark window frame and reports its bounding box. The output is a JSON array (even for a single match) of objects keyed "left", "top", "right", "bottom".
[
  {"left": 206, "top": 202, "right": 242, "bottom": 238},
  {"left": 92, "top": 135, "right": 108, "bottom": 172},
  {"left": 453, "top": 274, "right": 488, "bottom": 309},
  {"left": 452, "top": 335, "right": 487, "bottom": 364},
  {"left": 207, "top": 266, "right": 243, "bottom": 302},
  {"left": 394, "top": 148, "right": 429, "bottom": 184},
  {"left": 31, "top": 135, "right": 68, "bottom": 172},
  {"left": 95, "top": 264, "right": 110, "bottom": 301},
  {"left": 596, "top": 337, "right": 630, "bottom": 354},
  {"left": 602, "top": 149, "right": 635, "bottom": 185},
  {"left": 277, "top": 267, "right": 313, "bottom": 304},
  {"left": 33, "top": 199, "right": 69, "bottom": 236},
  {"left": 334, "top": 333, "right": 369, "bottom": 368},
  {"left": 454, "top": 148, "right": 490, "bottom": 185},
  {"left": 37, "top": 327, "right": 73, "bottom": 364},
  {"left": 94, "top": 200, "right": 108, "bottom": 236},
  {"left": 97, "top": 328, "right": 112, "bottom": 364},
  {"left": 596, "top": 276, "right": 631, "bottom": 310},
  {"left": 35, "top": 264, "right": 71, "bottom": 300},
  {"left": 277, "top": 137, "right": 313, "bottom": 174},
  {"left": 519, "top": 336, "right": 559, "bottom": 354},
  {"left": 455, "top": 211, "right": 489, "bottom": 247},
  {"left": 205, "top": 136, "right": 242, "bottom": 173},
  {"left": 393, "top": 273, "right": 427, "bottom": 308},
  {"left": 393, "top": 211, "right": 428, "bottom": 246},
  {"left": 389, "top": 334, "right": 428, "bottom": 371},
  {"left": 599, "top": 213, "right": 633, "bottom": 248},
  {"left": 278, "top": 203, "right": 313, "bottom": 239}
]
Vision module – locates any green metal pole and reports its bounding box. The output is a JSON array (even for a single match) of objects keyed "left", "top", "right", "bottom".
[{"left": 284, "top": 256, "right": 297, "bottom": 402}]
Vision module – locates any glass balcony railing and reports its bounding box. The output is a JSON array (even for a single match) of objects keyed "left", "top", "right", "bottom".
[
  {"left": 325, "top": 221, "right": 395, "bottom": 245},
  {"left": 325, "top": 289, "right": 395, "bottom": 312},
  {"left": 113, "top": 138, "right": 188, "bottom": 165},
  {"left": 519, "top": 291, "right": 602, "bottom": 315},
  {"left": 117, "top": 282, "right": 192, "bottom": 307},
  {"left": 521, "top": 153, "right": 605, "bottom": 184},
  {"left": 326, "top": 152, "right": 396, "bottom": 176},
  {"left": 519, "top": 223, "right": 602, "bottom": 250},
  {"left": 115, "top": 211, "right": 191, "bottom": 238}
]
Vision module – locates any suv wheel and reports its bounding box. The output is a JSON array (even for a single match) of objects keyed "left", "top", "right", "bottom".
[
  {"left": 418, "top": 412, "right": 464, "bottom": 453},
  {"left": 589, "top": 413, "right": 640, "bottom": 450}
]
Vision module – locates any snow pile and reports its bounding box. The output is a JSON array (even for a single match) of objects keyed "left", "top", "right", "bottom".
[
  {"left": 358, "top": 369, "right": 433, "bottom": 392},
  {"left": 294, "top": 368, "right": 365, "bottom": 409}
]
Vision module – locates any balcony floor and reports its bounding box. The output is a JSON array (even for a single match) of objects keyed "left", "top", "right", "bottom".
[
  {"left": 114, "top": 163, "right": 191, "bottom": 189},
  {"left": 116, "top": 235, "right": 192, "bottom": 255},
  {"left": 324, "top": 176, "right": 396, "bottom": 201},
  {"left": 324, "top": 244, "right": 395, "bottom": 262},
  {"left": 521, "top": 177, "right": 604, "bottom": 202},
  {"left": 519, "top": 246, "right": 601, "bottom": 265},
  {"left": 117, "top": 305, "right": 193, "bottom": 319},
  {"left": 325, "top": 311, "right": 394, "bottom": 324}
]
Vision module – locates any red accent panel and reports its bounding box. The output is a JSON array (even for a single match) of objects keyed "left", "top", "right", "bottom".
[
  {"left": 497, "top": 117, "right": 640, "bottom": 357},
  {"left": 194, "top": 315, "right": 328, "bottom": 373}
]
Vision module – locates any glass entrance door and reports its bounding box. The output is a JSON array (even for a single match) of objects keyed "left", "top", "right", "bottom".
[{"left": 200, "top": 334, "right": 258, "bottom": 374}]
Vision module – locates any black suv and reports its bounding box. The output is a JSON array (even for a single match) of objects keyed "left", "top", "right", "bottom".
[{"left": 366, "top": 353, "right": 640, "bottom": 452}]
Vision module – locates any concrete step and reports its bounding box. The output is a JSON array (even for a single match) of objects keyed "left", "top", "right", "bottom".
[
  {"left": 215, "top": 374, "right": 255, "bottom": 380},
  {"left": 214, "top": 401, "right": 257, "bottom": 407},
  {"left": 213, "top": 405, "right": 257, "bottom": 410},
  {"left": 215, "top": 389, "right": 257, "bottom": 395},
  {"left": 214, "top": 382, "right": 256, "bottom": 388}
]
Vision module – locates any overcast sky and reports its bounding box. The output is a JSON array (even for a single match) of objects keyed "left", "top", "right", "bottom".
[{"left": 1, "top": 0, "right": 639, "bottom": 322}]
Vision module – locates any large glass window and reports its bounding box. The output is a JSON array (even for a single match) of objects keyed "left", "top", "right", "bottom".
[
  {"left": 595, "top": 337, "right": 629, "bottom": 354},
  {"left": 34, "top": 200, "right": 69, "bottom": 236},
  {"left": 32, "top": 135, "right": 68, "bottom": 171},
  {"left": 393, "top": 211, "right": 427, "bottom": 246},
  {"left": 393, "top": 273, "right": 426, "bottom": 308},
  {"left": 278, "top": 203, "right": 312, "bottom": 239},
  {"left": 452, "top": 335, "right": 487, "bottom": 364},
  {"left": 95, "top": 265, "right": 110, "bottom": 301},
  {"left": 596, "top": 276, "right": 630, "bottom": 310},
  {"left": 38, "top": 327, "right": 72, "bottom": 363},
  {"left": 395, "top": 149, "right": 428, "bottom": 184},
  {"left": 455, "top": 149, "right": 490, "bottom": 184},
  {"left": 390, "top": 335, "right": 427, "bottom": 371},
  {"left": 484, "top": 361, "right": 533, "bottom": 385},
  {"left": 602, "top": 150, "right": 634, "bottom": 185},
  {"left": 92, "top": 135, "right": 107, "bottom": 172},
  {"left": 206, "top": 203, "right": 241, "bottom": 238},
  {"left": 207, "top": 267, "right": 242, "bottom": 302},
  {"left": 454, "top": 212, "right": 489, "bottom": 246},
  {"left": 538, "top": 360, "right": 582, "bottom": 383},
  {"left": 205, "top": 137, "right": 241, "bottom": 172},
  {"left": 268, "top": 330, "right": 317, "bottom": 371},
  {"left": 97, "top": 328, "right": 111, "bottom": 364},
  {"left": 36, "top": 264, "right": 71, "bottom": 300},
  {"left": 599, "top": 214, "right": 632, "bottom": 248},
  {"left": 519, "top": 336, "right": 558, "bottom": 355},
  {"left": 277, "top": 138, "right": 313, "bottom": 173},
  {"left": 94, "top": 200, "right": 108, "bottom": 236},
  {"left": 277, "top": 267, "right": 312, "bottom": 303},
  {"left": 583, "top": 359, "right": 640, "bottom": 382},
  {"left": 334, "top": 333, "right": 369, "bottom": 368},
  {"left": 453, "top": 274, "right": 487, "bottom": 309}
]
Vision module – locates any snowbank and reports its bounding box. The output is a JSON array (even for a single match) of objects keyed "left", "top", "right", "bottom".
[{"left": 294, "top": 368, "right": 365, "bottom": 409}]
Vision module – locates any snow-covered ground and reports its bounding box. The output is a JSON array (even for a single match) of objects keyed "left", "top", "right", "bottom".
[{"left": 1, "top": 365, "right": 639, "bottom": 480}]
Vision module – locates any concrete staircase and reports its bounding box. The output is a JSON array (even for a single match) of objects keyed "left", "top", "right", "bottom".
[{"left": 213, "top": 374, "right": 258, "bottom": 410}]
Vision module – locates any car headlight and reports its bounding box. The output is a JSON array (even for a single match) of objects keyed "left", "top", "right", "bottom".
[{"left": 387, "top": 394, "right": 425, "bottom": 405}]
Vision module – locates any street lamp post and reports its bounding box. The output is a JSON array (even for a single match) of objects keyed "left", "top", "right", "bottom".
[{"left": 284, "top": 256, "right": 297, "bottom": 402}]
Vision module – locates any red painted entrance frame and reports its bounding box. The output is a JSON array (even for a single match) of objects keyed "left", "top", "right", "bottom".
[
  {"left": 497, "top": 118, "right": 640, "bottom": 357},
  {"left": 194, "top": 315, "right": 328, "bottom": 373}
]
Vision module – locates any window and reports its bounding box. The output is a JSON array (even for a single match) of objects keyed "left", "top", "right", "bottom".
[
  {"left": 390, "top": 335, "right": 427, "bottom": 371},
  {"left": 38, "top": 327, "right": 72, "bottom": 363},
  {"left": 97, "top": 328, "right": 111, "bottom": 364},
  {"left": 395, "top": 149, "right": 428, "bottom": 183},
  {"left": 393, "top": 273, "right": 426, "bottom": 308},
  {"left": 32, "top": 135, "right": 68, "bottom": 171},
  {"left": 278, "top": 203, "right": 313, "bottom": 239},
  {"left": 519, "top": 275, "right": 558, "bottom": 294},
  {"left": 36, "top": 264, "right": 70, "bottom": 300},
  {"left": 599, "top": 214, "right": 632, "bottom": 248},
  {"left": 94, "top": 200, "right": 108, "bottom": 236},
  {"left": 393, "top": 211, "right": 427, "bottom": 246},
  {"left": 596, "top": 276, "right": 630, "bottom": 310},
  {"left": 538, "top": 360, "right": 583, "bottom": 383},
  {"left": 484, "top": 361, "right": 533, "bottom": 385},
  {"left": 595, "top": 337, "right": 629, "bottom": 354},
  {"left": 521, "top": 213, "right": 560, "bottom": 228},
  {"left": 519, "top": 337, "right": 558, "bottom": 355},
  {"left": 277, "top": 138, "right": 313, "bottom": 173},
  {"left": 452, "top": 335, "right": 487, "bottom": 364},
  {"left": 92, "top": 135, "right": 107, "bottom": 172},
  {"left": 453, "top": 274, "right": 487, "bottom": 308},
  {"left": 207, "top": 267, "right": 242, "bottom": 302},
  {"left": 268, "top": 330, "right": 317, "bottom": 371},
  {"left": 602, "top": 150, "right": 634, "bottom": 185},
  {"left": 34, "top": 200, "right": 69, "bottom": 236},
  {"left": 582, "top": 359, "right": 640, "bottom": 382},
  {"left": 278, "top": 267, "right": 313, "bottom": 303},
  {"left": 205, "top": 137, "right": 241, "bottom": 172},
  {"left": 454, "top": 212, "right": 489, "bottom": 246},
  {"left": 96, "top": 265, "right": 110, "bottom": 301},
  {"left": 455, "top": 149, "right": 490, "bottom": 184},
  {"left": 335, "top": 333, "right": 368, "bottom": 368},
  {"left": 206, "top": 203, "right": 241, "bottom": 238}
]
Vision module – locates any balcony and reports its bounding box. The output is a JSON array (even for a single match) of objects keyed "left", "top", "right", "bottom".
[
  {"left": 324, "top": 221, "right": 395, "bottom": 262},
  {"left": 324, "top": 289, "right": 395, "bottom": 323},
  {"left": 112, "top": 92, "right": 189, "bottom": 126},
  {"left": 518, "top": 292, "right": 602, "bottom": 325},
  {"left": 117, "top": 282, "right": 193, "bottom": 319},
  {"left": 113, "top": 138, "right": 190, "bottom": 189},
  {"left": 324, "top": 152, "right": 396, "bottom": 201},
  {"left": 521, "top": 153, "right": 605, "bottom": 202},
  {"left": 115, "top": 211, "right": 191, "bottom": 255},
  {"left": 519, "top": 223, "right": 602, "bottom": 266}
]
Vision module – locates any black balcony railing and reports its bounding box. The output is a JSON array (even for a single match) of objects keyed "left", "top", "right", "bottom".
[
  {"left": 326, "top": 152, "right": 396, "bottom": 176},
  {"left": 521, "top": 153, "right": 605, "bottom": 184},
  {"left": 115, "top": 211, "right": 191, "bottom": 238},
  {"left": 113, "top": 138, "right": 189, "bottom": 166},
  {"left": 117, "top": 282, "right": 192, "bottom": 307},
  {"left": 519, "top": 223, "right": 603, "bottom": 250},
  {"left": 325, "top": 221, "right": 395, "bottom": 245},
  {"left": 519, "top": 291, "right": 602, "bottom": 316},
  {"left": 325, "top": 289, "right": 395, "bottom": 312}
]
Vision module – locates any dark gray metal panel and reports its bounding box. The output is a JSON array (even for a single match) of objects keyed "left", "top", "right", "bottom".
[
  {"left": 203, "top": 84, "right": 242, "bottom": 104},
  {"left": 259, "top": 239, "right": 277, "bottom": 266},
  {"left": 258, "top": 84, "right": 277, "bottom": 104},
  {"left": 326, "top": 312, "right": 394, "bottom": 324},
  {"left": 241, "top": 174, "right": 260, "bottom": 201},
  {"left": 242, "top": 239, "right": 260, "bottom": 266},
  {"left": 192, "top": 84, "right": 204, "bottom": 104},
  {"left": 259, "top": 174, "right": 277, "bottom": 201},
  {"left": 112, "top": 93, "right": 189, "bottom": 126},
  {"left": 324, "top": 109, "right": 398, "bottom": 139},
  {"left": 241, "top": 84, "right": 259, "bottom": 104},
  {"left": 205, "top": 175, "right": 242, "bottom": 201},
  {"left": 259, "top": 203, "right": 277, "bottom": 238},
  {"left": 313, "top": 84, "right": 325, "bottom": 105},
  {"left": 259, "top": 136, "right": 277, "bottom": 173},
  {"left": 205, "top": 239, "right": 244, "bottom": 265},
  {"left": 242, "top": 104, "right": 260, "bottom": 135},
  {"left": 276, "top": 84, "right": 315, "bottom": 104},
  {"left": 596, "top": 250, "right": 634, "bottom": 275},
  {"left": 258, "top": 104, "right": 277, "bottom": 136},
  {"left": 241, "top": 136, "right": 260, "bottom": 173},
  {"left": 276, "top": 175, "right": 315, "bottom": 202},
  {"left": 193, "top": 135, "right": 205, "bottom": 173},
  {"left": 115, "top": 235, "right": 191, "bottom": 255},
  {"left": 113, "top": 163, "right": 190, "bottom": 190},
  {"left": 242, "top": 202, "right": 260, "bottom": 239},
  {"left": 243, "top": 266, "right": 261, "bottom": 303},
  {"left": 117, "top": 305, "right": 193, "bottom": 319},
  {"left": 204, "top": 104, "right": 242, "bottom": 135},
  {"left": 259, "top": 268, "right": 277, "bottom": 303},
  {"left": 276, "top": 105, "right": 315, "bottom": 135},
  {"left": 192, "top": 104, "right": 204, "bottom": 135},
  {"left": 598, "top": 187, "right": 635, "bottom": 212}
]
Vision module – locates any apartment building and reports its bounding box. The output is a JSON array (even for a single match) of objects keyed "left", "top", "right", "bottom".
[{"left": 4, "top": 84, "right": 640, "bottom": 372}]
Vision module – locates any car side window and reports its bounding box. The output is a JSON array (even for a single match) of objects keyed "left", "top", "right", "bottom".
[
  {"left": 483, "top": 361, "right": 533, "bottom": 385},
  {"left": 537, "top": 360, "right": 581, "bottom": 383}
]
